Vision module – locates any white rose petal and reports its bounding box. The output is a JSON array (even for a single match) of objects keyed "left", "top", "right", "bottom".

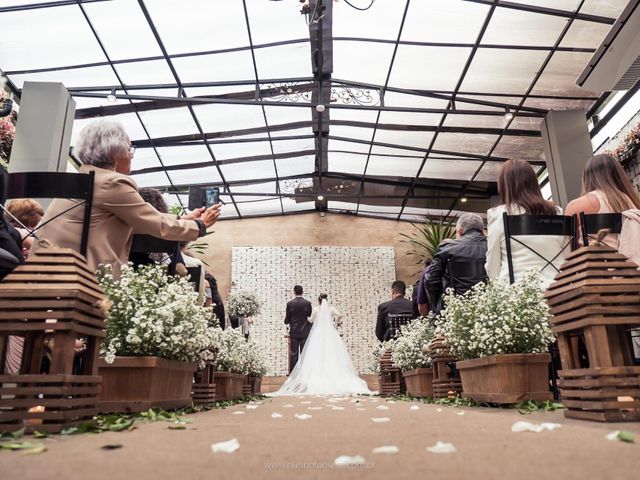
[
  {"left": 356, "top": 408, "right": 366, "bottom": 411},
  {"left": 332, "top": 406, "right": 345, "bottom": 411},
  {"left": 282, "top": 404, "right": 294, "bottom": 408},
  {"left": 410, "top": 405, "right": 420, "bottom": 411},
  {"left": 511, "top": 421, "right": 562, "bottom": 433},
  {"left": 426, "top": 441, "right": 457, "bottom": 454},
  {"left": 295, "top": 413, "right": 312, "bottom": 420},
  {"left": 334, "top": 455, "right": 366, "bottom": 466},
  {"left": 211, "top": 438, "right": 240, "bottom": 454},
  {"left": 435, "top": 408, "right": 443, "bottom": 413},
  {"left": 456, "top": 411, "right": 465, "bottom": 416},
  {"left": 376, "top": 405, "right": 390, "bottom": 410},
  {"left": 371, "top": 417, "right": 390, "bottom": 423},
  {"left": 388, "top": 400, "right": 396, "bottom": 404},
  {"left": 245, "top": 405, "right": 258, "bottom": 410},
  {"left": 232, "top": 411, "right": 245, "bottom": 415},
  {"left": 372, "top": 445, "right": 399, "bottom": 455},
  {"left": 271, "top": 413, "right": 283, "bottom": 419},
  {"left": 308, "top": 407, "right": 323, "bottom": 410},
  {"left": 300, "top": 401, "right": 312, "bottom": 405}
]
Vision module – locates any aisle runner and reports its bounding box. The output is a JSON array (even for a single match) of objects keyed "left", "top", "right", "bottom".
[{"left": 231, "top": 246, "right": 396, "bottom": 376}]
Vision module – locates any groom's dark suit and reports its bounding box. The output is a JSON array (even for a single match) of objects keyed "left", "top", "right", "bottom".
[{"left": 284, "top": 296, "right": 313, "bottom": 372}]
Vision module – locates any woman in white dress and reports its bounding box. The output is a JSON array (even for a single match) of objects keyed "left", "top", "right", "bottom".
[{"left": 271, "top": 294, "right": 372, "bottom": 396}]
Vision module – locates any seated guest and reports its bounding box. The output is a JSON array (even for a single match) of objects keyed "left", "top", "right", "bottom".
[
  {"left": 205, "top": 271, "right": 226, "bottom": 329},
  {"left": 180, "top": 242, "right": 206, "bottom": 304},
  {"left": 565, "top": 153, "right": 640, "bottom": 248},
  {"left": 5, "top": 198, "right": 44, "bottom": 255},
  {"left": 31, "top": 120, "right": 220, "bottom": 276},
  {"left": 425, "top": 213, "right": 487, "bottom": 314},
  {"left": 486, "top": 159, "right": 565, "bottom": 289},
  {"left": 376, "top": 280, "right": 413, "bottom": 342}
]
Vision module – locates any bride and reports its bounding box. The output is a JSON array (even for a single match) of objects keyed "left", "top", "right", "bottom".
[{"left": 271, "top": 294, "right": 373, "bottom": 396}]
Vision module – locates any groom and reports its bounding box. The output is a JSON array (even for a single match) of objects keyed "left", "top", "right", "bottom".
[{"left": 284, "top": 285, "right": 313, "bottom": 373}]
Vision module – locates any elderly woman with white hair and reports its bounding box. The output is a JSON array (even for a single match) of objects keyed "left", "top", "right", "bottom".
[
  {"left": 31, "top": 119, "right": 220, "bottom": 275},
  {"left": 424, "top": 212, "right": 488, "bottom": 314}
]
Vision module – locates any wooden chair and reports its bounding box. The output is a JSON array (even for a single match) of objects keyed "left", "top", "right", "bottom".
[
  {"left": 386, "top": 313, "right": 414, "bottom": 340},
  {"left": 579, "top": 212, "right": 622, "bottom": 247},
  {"left": 1, "top": 171, "right": 95, "bottom": 257},
  {"left": 186, "top": 265, "right": 202, "bottom": 293},
  {"left": 129, "top": 234, "right": 180, "bottom": 275},
  {"left": 447, "top": 259, "right": 487, "bottom": 292},
  {"left": 503, "top": 213, "right": 577, "bottom": 400}
]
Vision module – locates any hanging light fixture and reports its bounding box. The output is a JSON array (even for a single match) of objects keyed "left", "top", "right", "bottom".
[
  {"left": 504, "top": 108, "right": 514, "bottom": 121},
  {"left": 107, "top": 88, "right": 117, "bottom": 103}
]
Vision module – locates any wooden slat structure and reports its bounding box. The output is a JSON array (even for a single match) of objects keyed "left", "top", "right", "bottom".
[
  {"left": 545, "top": 245, "right": 640, "bottom": 422},
  {"left": 0, "top": 248, "right": 106, "bottom": 432},
  {"left": 378, "top": 349, "right": 405, "bottom": 397},
  {"left": 192, "top": 363, "right": 216, "bottom": 406},
  {"left": 426, "top": 335, "right": 462, "bottom": 399}
]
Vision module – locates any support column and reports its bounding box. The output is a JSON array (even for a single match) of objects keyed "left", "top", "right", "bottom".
[
  {"left": 540, "top": 109, "right": 593, "bottom": 208},
  {"left": 8, "top": 81, "right": 75, "bottom": 174}
]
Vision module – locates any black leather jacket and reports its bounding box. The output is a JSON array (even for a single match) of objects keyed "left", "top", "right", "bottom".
[{"left": 425, "top": 229, "right": 487, "bottom": 314}]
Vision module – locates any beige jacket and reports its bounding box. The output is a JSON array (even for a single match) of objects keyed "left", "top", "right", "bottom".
[
  {"left": 619, "top": 209, "right": 640, "bottom": 267},
  {"left": 31, "top": 165, "right": 200, "bottom": 275}
]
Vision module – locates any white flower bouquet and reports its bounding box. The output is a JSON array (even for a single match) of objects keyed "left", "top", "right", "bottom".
[
  {"left": 98, "top": 264, "right": 219, "bottom": 365},
  {"left": 209, "top": 327, "right": 251, "bottom": 374},
  {"left": 227, "top": 291, "right": 262, "bottom": 317},
  {"left": 438, "top": 271, "right": 555, "bottom": 361},
  {"left": 389, "top": 316, "right": 436, "bottom": 371},
  {"left": 371, "top": 341, "right": 390, "bottom": 374},
  {"left": 244, "top": 339, "right": 268, "bottom": 377}
]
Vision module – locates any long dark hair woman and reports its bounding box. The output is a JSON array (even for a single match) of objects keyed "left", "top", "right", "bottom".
[
  {"left": 485, "top": 159, "right": 565, "bottom": 288},
  {"left": 566, "top": 153, "right": 640, "bottom": 248}
]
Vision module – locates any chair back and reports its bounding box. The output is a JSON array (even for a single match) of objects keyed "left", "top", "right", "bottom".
[
  {"left": 186, "top": 265, "right": 202, "bottom": 293},
  {"left": 579, "top": 212, "right": 623, "bottom": 246},
  {"left": 502, "top": 213, "right": 576, "bottom": 285},
  {"left": 447, "top": 260, "right": 487, "bottom": 289},
  {"left": 386, "top": 313, "right": 414, "bottom": 340},
  {"left": 2, "top": 171, "right": 94, "bottom": 257},
  {"left": 129, "top": 234, "right": 180, "bottom": 275}
]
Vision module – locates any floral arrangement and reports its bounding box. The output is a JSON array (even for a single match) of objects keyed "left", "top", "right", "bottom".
[
  {"left": 209, "top": 327, "right": 252, "bottom": 374},
  {"left": 370, "top": 341, "right": 390, "bottom": 374},
  {"left": 0, "top": 91, "right": 15, "bottom": 169},
  {"left": 438, "top": 271, "right": 555, "bottom": 361},
  {"left": 98, "top": 263, "right": 219, "bottom": 365},
  {"left": 388, "top": 316, "right": 435, "bottom": 371},
  {"left": 244, "top": 339, "right": 268, "bottom": 377},
  {"left": 227, "top": 291, "right": 261, "bottom": 317},
  {"left": 607, "top": 122, "right": 640, "bottom": 166}
]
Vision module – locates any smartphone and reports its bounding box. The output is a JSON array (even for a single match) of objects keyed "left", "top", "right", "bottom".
[
  {"left": 188, "top": 186, "right": 220, "bottom": 210},
  {"left": 204, "top": 187, "right": 219, "bottom": 208}
]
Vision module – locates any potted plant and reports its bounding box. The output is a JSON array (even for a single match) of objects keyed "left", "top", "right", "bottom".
[
  {"left": 97, "top": 264, "right": 219, "bottom": 412},
  {"left": 389, "top": 317, "right": 436, "bottom": 398},
  {"left": 245, "top": 340, "right": 268, "bottom": 394},
  {"left": 209, "top": 328, "right": 249, "bottom": 401},
  {"left": 227, "top": 291, "right": 261, "bottom": 338},
  {"left": 439, "top": 271, "right": 555, "bottom": 404},
  {"left": 399, "top": 217, "right": 456, "bottom": 265}
]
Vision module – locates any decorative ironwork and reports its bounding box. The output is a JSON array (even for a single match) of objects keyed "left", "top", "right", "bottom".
[
  {"left": 263, "top": 83, "right": 312, "bottom": 103},
  {"left": 279, "top": 177, "right": 314, "bottom": 194},
  {"left": 262, "top": 82, "right": 380, "bottom": 106},
  {"left": 330, "top": 83, "right": 380, "bottom": 106}
]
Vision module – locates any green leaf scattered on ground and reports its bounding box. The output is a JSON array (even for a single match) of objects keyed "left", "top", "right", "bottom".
[
  {"left": 616, "top": 431, "right": 635, "bottom": 443},
  {"left": 0, "top": 441, "right": 46, "bottom": 454},
  {"left": 516, "top": 400, "right": 565, "bottom": 414}
]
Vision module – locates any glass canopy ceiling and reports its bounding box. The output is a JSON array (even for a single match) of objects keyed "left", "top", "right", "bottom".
[{"left": 0, "top": 0, "right": 629, "bottom": 221}]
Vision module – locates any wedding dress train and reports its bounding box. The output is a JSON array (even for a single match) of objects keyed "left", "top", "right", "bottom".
[{"left": 271, "top": 300, "right": 373, "bottom": 396}]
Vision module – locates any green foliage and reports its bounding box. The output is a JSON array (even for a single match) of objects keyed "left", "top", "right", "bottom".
[
  {"left": 169, "top": 204, "right": 185, "bottom": 216},
  {"left": 615, "top": 431, "right": 635, "bottom": 443},
  {"left": 515, "top": 400, "right": 565, "bottom": 414},
  {"left": 400, "top": 217, "right": 456, "bottom": 265}
]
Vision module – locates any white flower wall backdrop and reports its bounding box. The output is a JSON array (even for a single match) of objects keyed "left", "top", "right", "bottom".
[{"left": 231, "top": 246, "right": 396, "bottom": 376}]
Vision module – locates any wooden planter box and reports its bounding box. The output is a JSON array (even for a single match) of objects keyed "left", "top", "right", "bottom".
[
  {"left": 98, "top": 356, "right": 196, "bottom": 413},
  {"left": 457, "top": 353, "right": 552, "bottom": 404},
  {"left": 249, "top": 375, "right": 262, "bottom": 395},
  {"left": 403, "top": 368, "right": 434, "bottom": 398},
  {"left": 213, "top": 372, "right": 245, "bottom": 401}
]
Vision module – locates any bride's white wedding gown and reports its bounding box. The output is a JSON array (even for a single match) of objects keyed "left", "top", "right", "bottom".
[{"left": 271, "top": 300, "right": 373, "bottom": 396}]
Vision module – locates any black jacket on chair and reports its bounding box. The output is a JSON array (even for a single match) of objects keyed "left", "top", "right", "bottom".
[
  {"left": 376, "top": 297, "right": 414, "bottom": 342},
  {"left": 425, "top": 229, "right": 487, "bottom": 314},
  {"left": 284, "top": 296, "right": 313, "bottom": 339}
]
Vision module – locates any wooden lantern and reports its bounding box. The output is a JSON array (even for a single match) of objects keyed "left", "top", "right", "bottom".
[
  {"left": 545, "top": 245, "right": 640, "bottom": 422},
  {"left": 426, "top": 335, "right": 462, "bottom": 399},
  {"left": 192, "top": 362, "right": 216, "bottom": 406},
  {"left": 0, "top": 248, "right": 106, "bottom": 432},
  {"left": 378, "top": 349, "right": 405, "bottom": 397}
]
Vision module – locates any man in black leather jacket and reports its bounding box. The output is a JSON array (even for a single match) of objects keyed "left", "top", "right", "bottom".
[{"left": 425, "top": 213, "right": 487, "bottom": 314}]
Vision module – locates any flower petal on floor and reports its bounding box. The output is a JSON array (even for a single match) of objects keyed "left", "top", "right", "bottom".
[
  {"left": 232, "top": 411, "right": 245, "bottom": 415},
  {"left": 426, "top": 442, "right": 456, "bottom": 454},
  {"left": 511, "top": 421, "right": 561, "bottom": 433},
  {"left": 282, "top": 404, "right": 294, "bottom": 408},
  {"left": 372, "top": 445, "right": 399, "bottom": 454},
  {"left": 211, "top": 438, "right": 240, "bottom": 454},
  {"left": 410, "top": 405, "right": 420, "bottom": 411},
  {"left": 334, "top": 455, "right": 366, "bottom": 466},
  {"left": 294, "top": 413, "right": 312, "bottom": 420},
  {"left": 271, "top": 413, "right": 283, "bottom": 419},
  {"left": 371, "top": 417, "right": 390, "bottom": 423},
  {"left": 376, "top": 405, "right": 390, "bottom": 410}
]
